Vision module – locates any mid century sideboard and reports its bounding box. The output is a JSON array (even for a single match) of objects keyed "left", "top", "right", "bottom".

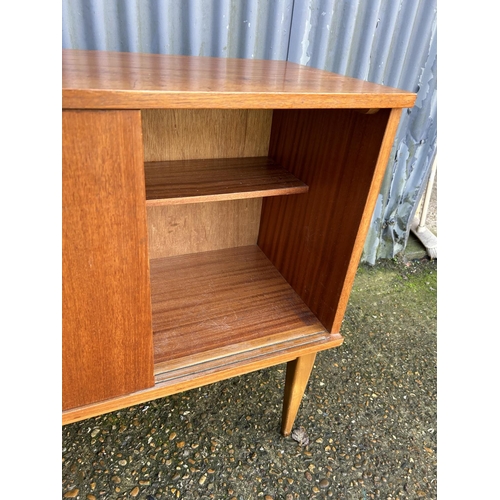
[{"left": 62, "top": 49, "right": 416, "bottom": 435}]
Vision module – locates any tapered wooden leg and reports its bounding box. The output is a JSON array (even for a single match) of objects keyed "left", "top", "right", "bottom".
[{"left": 281, "top": 352, "right": 317, "bottom": 436}]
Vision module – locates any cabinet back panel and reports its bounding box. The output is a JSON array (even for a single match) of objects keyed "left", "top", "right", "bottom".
[
  {"left": 143, "top": 109, "right": 272, "bottom": 257},
  {"left": 142, "top": 109, "right": 272, "bottom": 161},
  {"left": 62, "top": 110, "right": 154, "bottom": 410},
  {"left": 259, "top": 108, "right": 392, "bottom": 332},
  {"left": 147, "top": 199, "right": 261, "bottom": 259}
]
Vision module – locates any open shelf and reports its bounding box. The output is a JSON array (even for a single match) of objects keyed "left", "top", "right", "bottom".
[
  {"left": 150, "top": 245, "right": 329, "bottom": 373},
  {"left": 144, "top": 156, "right": 308, "bottom": 205}
]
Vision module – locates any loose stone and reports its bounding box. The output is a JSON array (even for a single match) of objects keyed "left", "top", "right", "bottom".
[
  {"left": 64, "top": 489, "right": 79, "bottom": 498},
  {"left": 130, "top": 486, "right": 140, "bottom": 497},
  {"left": 319, "top": 478, "right": 330, "bottom": 488}
]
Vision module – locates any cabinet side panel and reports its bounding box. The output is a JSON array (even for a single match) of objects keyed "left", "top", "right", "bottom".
[
  {"left": 62, "top": 110, "right": 154, "bottom": 410},
  {"left": 259, "top": 108, "right": 397, "bottom": 332}
]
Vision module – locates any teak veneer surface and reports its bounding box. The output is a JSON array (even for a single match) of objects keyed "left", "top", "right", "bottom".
[
  {"left": 146, "top": 199, "right": 262, "bottom": 259},
  {"left": 62, "top": 110, "right": 154, "bottom": 410},
  {"left": 150, "top": 245, "right": 327, "bottom": 364},
  {"left": 144, "top": 157, "right": 308, "bottom": 205},
  {"left": 142, "top": 109, "right": 273, "bottom": 161},
  {"left": 143, "top": 108, "right": 273, "bottom": 258},
  {"left": 63, "top": 50, "right": 416, "bottom": 109},
  {"left": 259, "top": 108, "right": 398, "bottom": 332},
  {"left": 62, "top": 328, "right": 343, "bottom": 426}
]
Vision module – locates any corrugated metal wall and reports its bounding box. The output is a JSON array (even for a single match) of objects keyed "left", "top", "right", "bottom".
[{"left": 62, "top": 0, "right": 437, "bottom": 263}]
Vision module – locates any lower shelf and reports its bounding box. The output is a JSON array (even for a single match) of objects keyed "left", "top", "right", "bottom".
[{"left": 150, "top": 245, "right": 327, "bottom": 366}]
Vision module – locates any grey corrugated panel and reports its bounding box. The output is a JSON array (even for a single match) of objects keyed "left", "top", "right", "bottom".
[
  {"left": 62, "top": 0, "right": 437, "bottom": 262},
  {"left": 373, "top": 7, "right": 437, "bottom": 263},
  {"left": 62, "top": 0, "right": 294, "bottom": 59}
]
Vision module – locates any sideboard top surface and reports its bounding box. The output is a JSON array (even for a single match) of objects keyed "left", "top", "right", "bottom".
[{"left": 62, "top": 50, "right": 416, "bottom": 110}]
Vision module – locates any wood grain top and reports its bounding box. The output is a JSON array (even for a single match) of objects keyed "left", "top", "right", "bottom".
[{"left": 62, "top": 49, "right": 416, "bottom": 109}]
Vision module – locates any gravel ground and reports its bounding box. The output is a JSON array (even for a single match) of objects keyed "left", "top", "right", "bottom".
[{"left": 62, "top": 256, "right": 437, "bottom": 500}]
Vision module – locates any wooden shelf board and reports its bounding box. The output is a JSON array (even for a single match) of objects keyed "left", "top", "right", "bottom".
[
  {"left": 150, "top": 245, "right": 328, "bottom": 365},
  {"left": 144, "top": 157, "right": 308, "bottom": 206}
]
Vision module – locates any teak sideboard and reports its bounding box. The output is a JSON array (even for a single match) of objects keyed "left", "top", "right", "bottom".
[{"left": 62, "top": 49, "right": 416, "bottom": 434}]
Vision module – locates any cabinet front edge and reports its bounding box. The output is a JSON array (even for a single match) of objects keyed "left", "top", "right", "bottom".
[{"left": 62, "top": 90, "right": 416, "bottom": 110}]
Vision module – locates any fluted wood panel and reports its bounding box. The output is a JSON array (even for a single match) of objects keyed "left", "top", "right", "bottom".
[{"left": 258, "top": 108, "right": 391, "bottom": 331}]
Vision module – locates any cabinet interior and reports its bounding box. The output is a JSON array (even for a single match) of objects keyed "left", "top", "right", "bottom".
[
  {"left": 143, "top": 109, "right": 324, "bottom": 377},
  {"left": 141, "top": 107, "right": 391, "bottom": 379}
]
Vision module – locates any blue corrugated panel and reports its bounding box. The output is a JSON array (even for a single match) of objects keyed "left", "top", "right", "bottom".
[{"left": 62, "top": 0, "right": 437, "bottom": 262}]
